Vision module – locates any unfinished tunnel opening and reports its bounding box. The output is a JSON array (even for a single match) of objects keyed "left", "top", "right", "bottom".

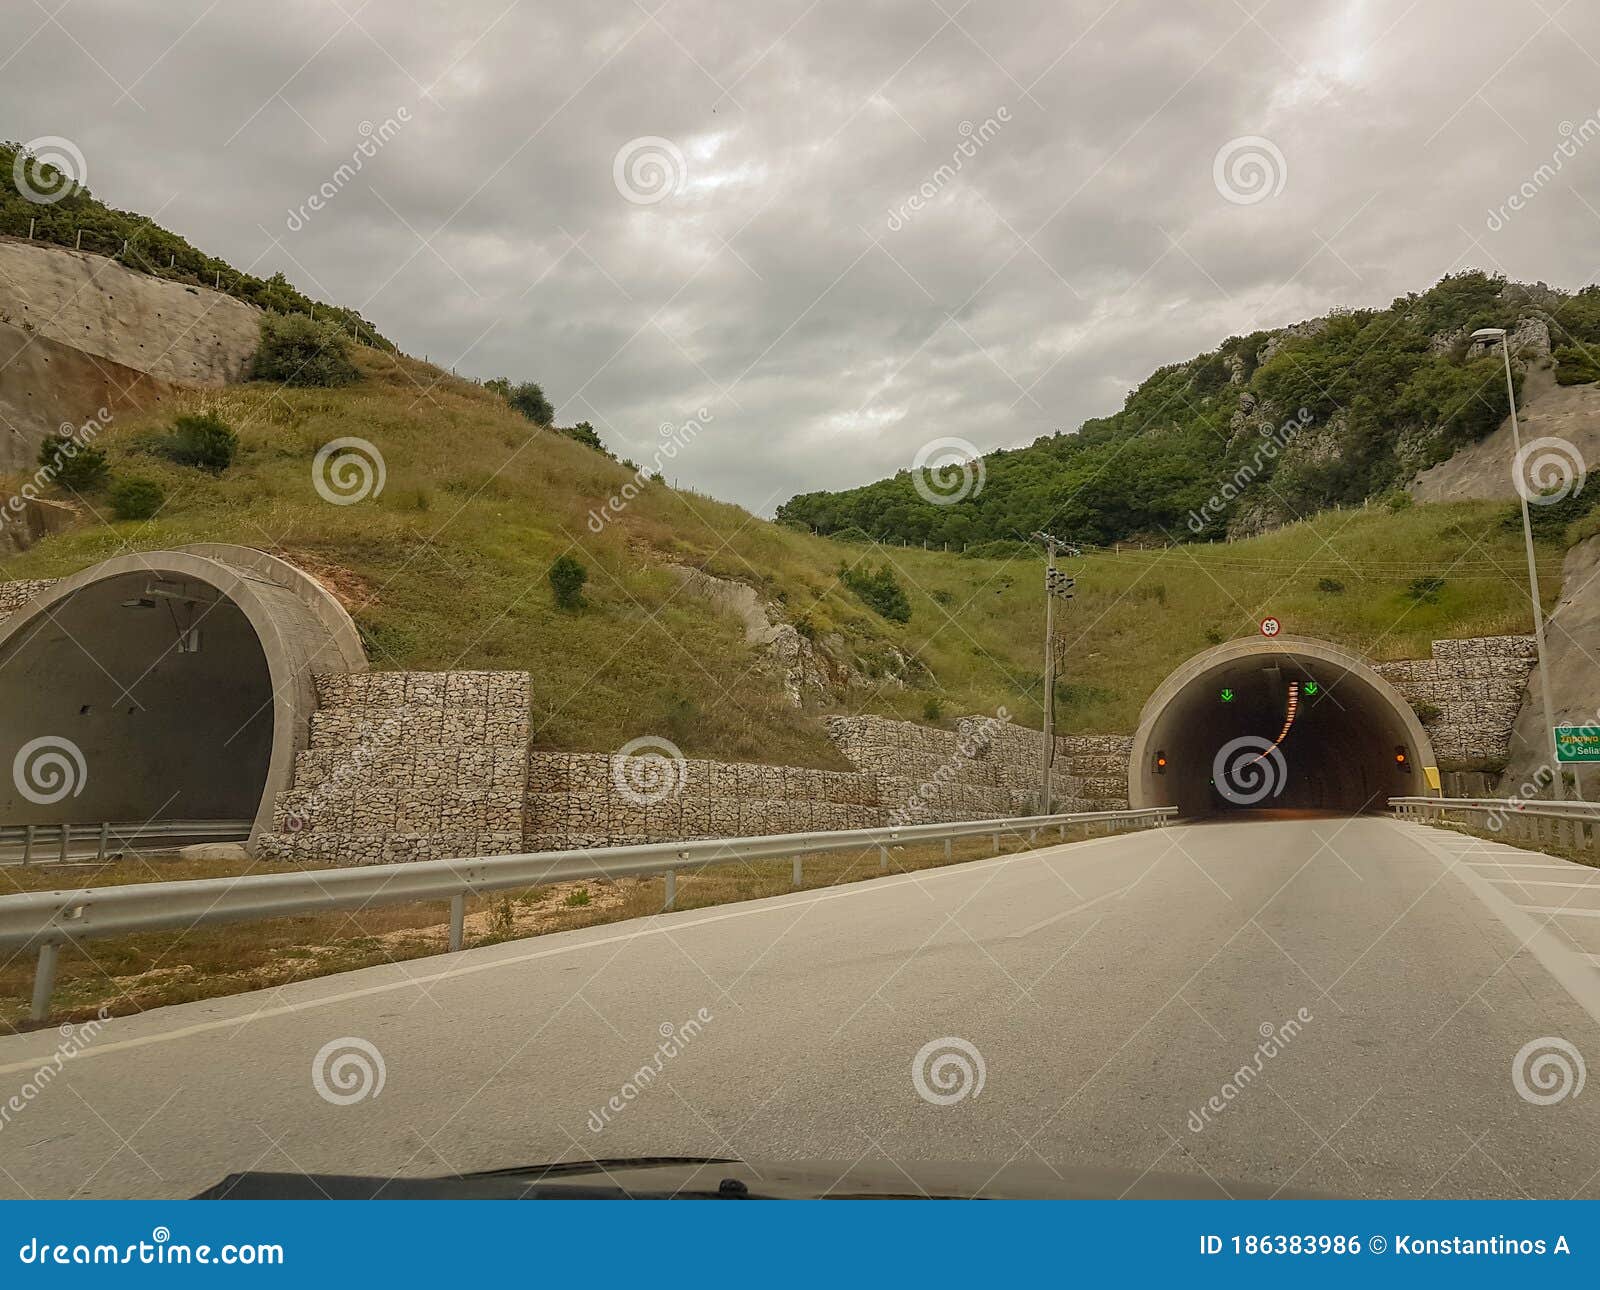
[
  {"left": 0, "top": 546, "right": 367, "bottom": 848},
  {"left": 1128, "top": 637, "right": 1438, "bottom": 818}
]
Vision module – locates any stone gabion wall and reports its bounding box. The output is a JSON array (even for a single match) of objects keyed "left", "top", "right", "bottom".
[
  {"left": 523, "top": 753, "right": 880, "bottom": 851},
  {"left": 257, "top": 670, "right": 531, "bottom": 864},
  {"left": 1372, "top": 635, "right": 1537, "bottom": 764},
  {"left": 0, "top": 578, "right": 56, "bottom": 621},
  {"left": 826, "top": 716, "right": 1132, "bottom": 819}
]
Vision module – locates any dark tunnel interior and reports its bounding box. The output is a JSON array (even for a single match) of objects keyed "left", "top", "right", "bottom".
[
  {"left": 1135, "top": 652, "right": 1425, "bottom": 817},
  {"left": 0, "top": 572, "right": 275, "bottom": 826}
]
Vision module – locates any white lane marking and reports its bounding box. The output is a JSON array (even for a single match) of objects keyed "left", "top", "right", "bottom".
[
  {"left": 1401, "top": 822, "right": 1600, "bottom": 1032},
  {"left": 0, "top": 827, "right": 1167, "bottom": 1075},
  {"left": 1009, "top": 881, "right": 1135, "bottom": 938},
  {"left": 1516, "top": 906, "right": 1600, "bottom": 919},
  {"left": 1465, "top": 864, "right": 1600, "bottom": 877},
  {"left": 1487, "top": 879, "right": 1600, "bottom": 889}
]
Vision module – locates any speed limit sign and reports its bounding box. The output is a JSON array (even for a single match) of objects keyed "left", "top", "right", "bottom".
[{"left": 1260, "top": 616, "right": 1281, "bottom": 637}]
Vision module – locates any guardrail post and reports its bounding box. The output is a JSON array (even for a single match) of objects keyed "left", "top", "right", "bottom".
[
  {"left": 23, "top": 824, "right": 34, "bottom": 866},
  {"left": 991, "top": 833, "right": 1000, "bottom": 853},
  {"left": 30, "top": 943, "right": 59, "bottom": 1022},
  {"left": 448, "top": 893, "right": 466, "bottom": 952},
  {"left": 880, "top": 845, "right": 890, "bottom": 870},
  {"left": 792, "top": 857, "right": 803, "bottom": 888},
  {"left": 97, "top": 822, "right": 110, "bottom": 861},
  {"left": 59, "top": 825, "right": 71, "bottom": 864},
  {"left": 664, "top": 869, "right": 677, "bottom": 911},
  {"left": 943, "top": 838, "right": 952, "bottom": 860}
]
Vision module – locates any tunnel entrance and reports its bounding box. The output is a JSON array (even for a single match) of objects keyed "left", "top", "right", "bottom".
[
  {"left": 1128, "top": 637, "right": 1437, "bottom": 818},
  {"left": 0, "top": 545, "right": 367, "bottom": 849}
]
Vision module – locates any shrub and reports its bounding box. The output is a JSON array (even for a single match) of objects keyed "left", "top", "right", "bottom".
[
  {"left": 252, "top": 312, "right": 360, "bottom": 387},
  {"left": 563, "top": 420, "right": 608, "bottom": 454},
  {"left": 37, "top": 434, "right": 108, "bottom": 492},
  {"left": 830, "top": 525, "right": 874, "bottom": 544},
  {"left": 1383, "top": 489, "right": 1413, "bottom": 512},
  {"left": 564, "top": 887, "right": 591, "bottom": 908},
  {"left": 1412, "top": 700, "right": 1442, "bottom": 724},
  {"left": 841, "top": 562, "right": 911, "bottom": 622},
  {"left": 485, "top": 378, "right": 554, "bottom": 425},
  {"left": 922, "top": 696, "right": 944, "bottom": 722},
  {"left": 1407, "top": 574, "right": 1445, "bottom": 603},
  {"left": 1317, "top": 576, "right": 1344, "bottom": 593},
  {"left": 548, "top": 554, "right": 588, "bottom": 609},
  {"left": 108, "top": 475, "right": 165, "bottom": 520},
  {"left": 1554, "top": 345, "right": 1600, "bottom": 386},
  {"left": 159, "top": 413, "right": 237, "bottom": 473}
]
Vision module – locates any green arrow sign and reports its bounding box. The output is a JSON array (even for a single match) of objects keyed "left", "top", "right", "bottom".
[
  {"left": 1220, "top": 688, "right": 1234, "bottom": 703},
  {"left": 1303, "top": 681, "right": 1319, "bottom": 696}
]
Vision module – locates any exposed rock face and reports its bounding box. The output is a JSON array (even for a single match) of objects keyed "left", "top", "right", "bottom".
[
  {"left": 1499, "top": 534, "right": 1600, "bottom": 795},
  {"left": 1256, "top": 317, "right": 1329, "bottom": 367},
  {"left": 666, "top": 564, "right": 834, "bottom": 707},
  {"left": 1411, "top": 364, "right": 1600, "bottom": 504},
  {"left": 0, "top": 238, "right": 260, "bottom": 471}
]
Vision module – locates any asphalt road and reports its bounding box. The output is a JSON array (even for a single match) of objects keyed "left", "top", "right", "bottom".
[{"left": 3, "top": 815, "right": 1599, "bottom": 1199}]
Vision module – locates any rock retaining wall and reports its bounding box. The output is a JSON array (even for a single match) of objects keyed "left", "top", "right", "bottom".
[
  {"left": 256, "top": 670, "right": 531, "bottom": 863},
  {"left": 1371, "top": 635, "right": 1537, "bottom": 765}
]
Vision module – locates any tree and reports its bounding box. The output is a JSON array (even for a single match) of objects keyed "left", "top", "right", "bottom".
[
  {"left": 487, "top": 378, "right": 554, "bottom": 425},
  {"left": 548, "top": 554, "right": 588, "bottom": 609},
  {"left": 38, "top": 434, "right": 108, "bottom": 492},
  {"left": 564, "top": 420, "right": 606, "bottom": 453}
]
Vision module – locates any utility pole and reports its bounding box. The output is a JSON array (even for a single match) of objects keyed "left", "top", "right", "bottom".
[{"left": 1032, "top": 532, "right": 1078, "bottom": 814}]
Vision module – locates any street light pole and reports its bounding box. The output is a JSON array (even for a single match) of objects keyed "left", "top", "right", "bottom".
[
  {"left": 1040, "top": 535, "right": 1058, "bottom": 814},
  {"left": 1473, "top": 326, "right": 1565, "bottom": 800}
]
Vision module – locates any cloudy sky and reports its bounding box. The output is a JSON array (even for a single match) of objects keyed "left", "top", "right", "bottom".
[{"left": 6, "top": 0, "right": 1600, "bottom": 512}]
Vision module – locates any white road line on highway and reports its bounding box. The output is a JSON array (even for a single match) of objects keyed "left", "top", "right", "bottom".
[
  {"left": 1487, "top": 879, "right": 1600, "bottom": 889},
  {"left": 1008, "top": 879, "right": 1136, "bottom": 938},
  {"left": 0, "top": 828, "right": 1148, "bottom": 1076},
  {"left": 1516, "top": 906, "right": 1600, "bottom": 919},
  {"left": 1402, "top": 823, "right": 1600, "bottom": 1031},
  {"left": 1469, "top": 862, "right": 1597, "bottom": 872}
]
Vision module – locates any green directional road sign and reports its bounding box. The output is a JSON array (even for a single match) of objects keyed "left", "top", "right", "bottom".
[{"left": 1555, "top": 726, "right": 1600, "bottom": 763}]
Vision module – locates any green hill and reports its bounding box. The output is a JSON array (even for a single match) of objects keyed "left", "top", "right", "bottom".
[
  {"left": 0, "top": 346, "right": 1571, "bottom": 764},
  {"left": 778, "top": 272, "right": 1600, "bottom": 547}
]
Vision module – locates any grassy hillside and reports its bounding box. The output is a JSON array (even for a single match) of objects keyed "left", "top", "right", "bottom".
[
  {"left": 780, "top": 271, "right": 1600, "bottom": 546},
  {"left": 0, "top": 345, "right": 1570, "bottom": 763}
]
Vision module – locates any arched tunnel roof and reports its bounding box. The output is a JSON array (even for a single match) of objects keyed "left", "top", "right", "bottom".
[
  {"left": 1128, "top": 636, "right": 1439, "bottom": 815},
  {"left": 0, "top": 544, "right": 366, "bottom": 846}
]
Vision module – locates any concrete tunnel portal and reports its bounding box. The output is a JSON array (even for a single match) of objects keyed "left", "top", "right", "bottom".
[
  {"left": 0, "top": 545, "right": 366, "bottom": 847},
  {"left": 1127, "top": 637, "right": 1438, "bottom": 818}
]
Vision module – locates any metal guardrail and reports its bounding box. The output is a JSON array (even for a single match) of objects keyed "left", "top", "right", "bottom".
[
  {"left": 0, "top": 820, "right": 252, "bottom": 866},
  {"left": 0, "top": 806, "right": 1174, "bottom": 1022},
  {"left": 1390, "top": 795, "right": 1600, "bottom": 854}
]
